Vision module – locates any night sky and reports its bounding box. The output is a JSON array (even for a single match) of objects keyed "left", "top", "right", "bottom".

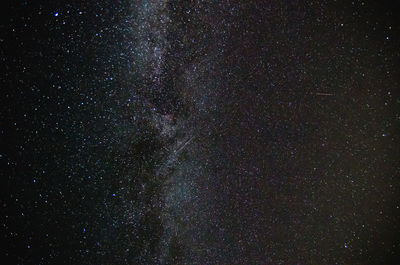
[{"left": 1, "top": 0, "right": 400, "bottom": 264}]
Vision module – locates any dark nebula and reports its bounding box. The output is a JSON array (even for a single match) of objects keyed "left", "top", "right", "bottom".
[{"left": 1, "top": 0, "right": 400, "bottom": 264}]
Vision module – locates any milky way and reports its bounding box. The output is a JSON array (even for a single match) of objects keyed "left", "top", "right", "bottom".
[{"left": 2, "top": 0, "right": 400, "bottom": 264}]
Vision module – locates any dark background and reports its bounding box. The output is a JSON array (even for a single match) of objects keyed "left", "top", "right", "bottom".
[{"left": 1, "top": 0, "right": 400, "bottom": 264}]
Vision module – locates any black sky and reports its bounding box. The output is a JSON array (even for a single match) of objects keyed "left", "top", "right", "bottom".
[{"left": 1, "top": 0, "right": 400, "bottom": 264}]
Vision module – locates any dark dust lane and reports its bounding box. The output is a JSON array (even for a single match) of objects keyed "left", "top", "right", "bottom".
[{"left": 2, "top": 0, "right": 399, "bottom": 264}]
